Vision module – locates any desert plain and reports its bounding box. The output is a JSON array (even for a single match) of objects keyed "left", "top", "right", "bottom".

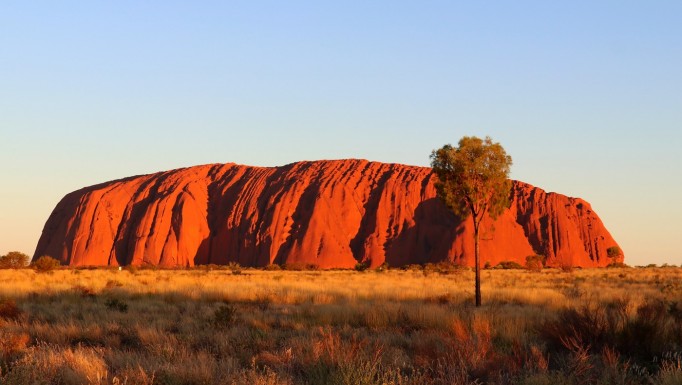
[{"left": 1, "top": 265, "right": 681, "bottom": 385}]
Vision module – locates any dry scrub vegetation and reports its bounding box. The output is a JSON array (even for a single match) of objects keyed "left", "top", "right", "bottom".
[{"left": 0, "top": 266, "right": 681, "bottom": 385}]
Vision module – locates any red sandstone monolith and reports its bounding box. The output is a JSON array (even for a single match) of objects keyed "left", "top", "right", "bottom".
[{"left": 34, "top": 160, "right": 623, "bottom": 268}]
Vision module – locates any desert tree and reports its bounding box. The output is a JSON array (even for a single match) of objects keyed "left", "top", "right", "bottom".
[
  {"left": 0, "top": 251, "right": 30, "bottom": 269},
  {"left": 430, "top": 136, "right": 512, "bottom": 307}
]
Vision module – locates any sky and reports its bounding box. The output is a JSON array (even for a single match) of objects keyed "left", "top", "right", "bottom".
[{"left": 1, "top": 1, "right": 680, "bottom": 266}]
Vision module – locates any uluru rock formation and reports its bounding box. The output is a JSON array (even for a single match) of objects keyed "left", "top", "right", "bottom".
[{"left": 35, "top": 160, "right": 623, "bottom": 268}]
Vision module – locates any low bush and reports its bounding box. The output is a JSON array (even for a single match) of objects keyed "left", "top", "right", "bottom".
[
  {"left": 525, "top": 255, "right": 545, "bottom": 272},
  {"left": 31, "top": 256, "right": 61, "bottom": 272},
  {"left": 495, "top": 261, "right": 524, "bottom": 269},
  {"left": 424, "top": 261, "right": 465, "bottom": 274},
  {"left": 282, "top": 262, "right": 319, "bottom": 271},
  {"left": 607, "top": 262, "right": 630, "bottom": 268},
  {"left": 355, "top": 261, "right": 370, "bottom": 272},
  {"left": 0, "top": 298, "right": 22, "bottom": 321}
]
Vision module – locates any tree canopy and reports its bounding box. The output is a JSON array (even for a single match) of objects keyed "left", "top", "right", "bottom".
[
  {"left": 430, "top": 136, "right": 512, "bottom": 224},
  {"left": 0, "top": 251, "right": 30, "bottom": 269}
]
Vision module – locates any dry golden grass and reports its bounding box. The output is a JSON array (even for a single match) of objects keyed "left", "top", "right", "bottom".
[{"left": 0, "top": 266, "right": 680, "bottom": 384}]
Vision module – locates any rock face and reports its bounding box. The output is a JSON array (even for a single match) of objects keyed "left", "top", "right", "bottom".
[{"left": 35, "top": 160, "right": 623, "bottom": 268}]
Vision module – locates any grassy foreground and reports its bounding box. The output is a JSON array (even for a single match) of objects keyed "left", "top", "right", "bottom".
[{"left": 0, "top": 266, "right": 681, "bottom": 385}]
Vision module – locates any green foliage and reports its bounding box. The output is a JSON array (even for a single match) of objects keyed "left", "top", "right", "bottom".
[
  {"left": 430, "top": 136, "right": 513, "bottom": 222},
  {"left": 607, "top": 246, "right": 622, "bottom": 258},
  {"left": 402, "top": 264, "right": 423, "bottom": 271},
  {"left": 355, "top": 261, "right": 370, "bottom": 272},
  {"left": 0, "top": 251, "right": 30, "bottom": 269},
  {"left": 495, "top": 261, "right": 524, "bottom": 270},
  {"left": 540, "top": 299, "right": 682, "bottom": 366},
  {"left": 607, "top": 262, "right": 630, "bottom": 268},
  {"left": 423, "top": 261, "right": 466, "bottom": 275},
  {"left": 31, "top": 255, "right": 61, "bottom": 272}
]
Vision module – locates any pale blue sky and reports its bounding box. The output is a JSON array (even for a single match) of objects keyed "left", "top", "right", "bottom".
[{"left": 1, "top": 1, "right": 680, "bottom": 265}]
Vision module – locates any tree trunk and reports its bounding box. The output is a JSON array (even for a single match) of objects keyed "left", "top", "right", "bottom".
[{"left": 474, "top": 222, "right": 481, "bottom": 307}]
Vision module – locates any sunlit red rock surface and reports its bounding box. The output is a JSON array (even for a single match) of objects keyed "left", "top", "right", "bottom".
[{"left": 35, "top": 160, "right": 623, "bottom": 268}]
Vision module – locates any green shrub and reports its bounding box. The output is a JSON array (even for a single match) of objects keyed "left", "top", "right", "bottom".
[
  {"left": 424, "top": 261, "right": 464, "bottom": 274},
  {"left": 607, "top": 262, "right": 630, "bottom": 268},
  {"left": 31, "top": 255, "right": 61, "bottom": 272},
  {"left": 607, "top": 246, "right": 622, "bottom": 258},
  {"left": 0, "top": 251, "right": 30, "bottom": 269},
  {"left": 355, "top": 261, "right": 370, "bottom": 272},
  {"left": 263, "top": 264, "right": 281, "bottom": 271},
  {"left": 495, "top": 261, "right": 524, "bottom": 269}
]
